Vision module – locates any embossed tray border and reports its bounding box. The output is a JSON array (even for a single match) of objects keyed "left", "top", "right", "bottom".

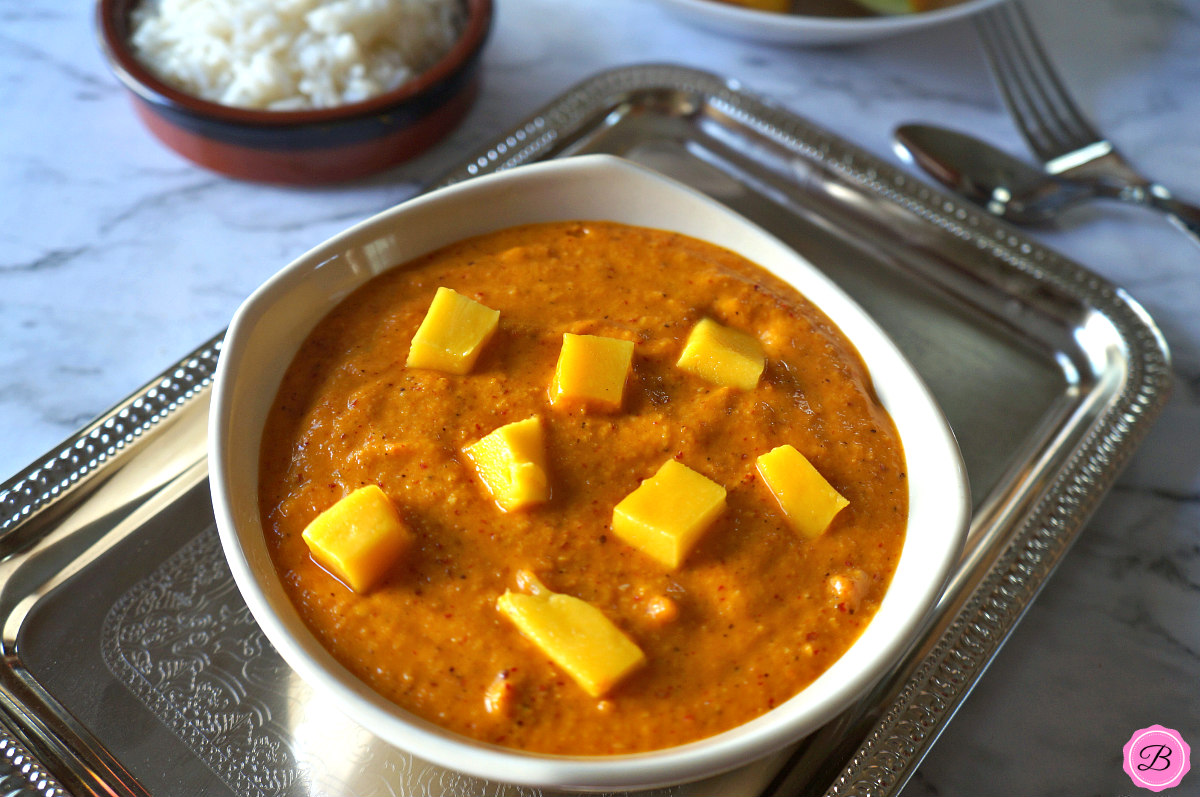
[{"left": 0, "top": 65, "right": 1171, "bottom": 796}]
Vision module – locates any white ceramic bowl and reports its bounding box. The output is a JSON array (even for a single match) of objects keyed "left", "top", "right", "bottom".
[
  {"left": 652, "top": 0, "right": 1002, "bottom": 45},
  {"left": 209, "top": 154, "right": 969, "bottom": 791}
]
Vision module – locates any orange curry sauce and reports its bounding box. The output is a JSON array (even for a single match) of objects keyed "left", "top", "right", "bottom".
[{"left": 259, "top": 221, "right": 907, "bottom": 754}]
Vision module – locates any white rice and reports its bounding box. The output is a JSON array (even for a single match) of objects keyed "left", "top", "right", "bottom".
[{"left": 129, "top": 0, "right": 463, "bottom": 110}]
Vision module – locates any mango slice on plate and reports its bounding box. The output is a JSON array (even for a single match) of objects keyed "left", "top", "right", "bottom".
[
  {"left": 301, "top": 484, "right": 411, "bottom": 593},
  {"left": 406, "top": 286, "right": 500, "bottom": 374},
  {"left": 550, "top": 333, "right": 635, "bottom": 411},
  {"left": 463, "top": 416, "right": 549, "bottom": 511},
  {"left": 676, "top": 318, "right": 765, "bottom": 390},
  {"left": 756, "top": 444, "right": 849, "bottom": 539},
  {"left": 612, "top": 459, "right": 727, "bottom": 569},
  {"left": 497, "top": 572, "right": 645, "bottom": 698}
]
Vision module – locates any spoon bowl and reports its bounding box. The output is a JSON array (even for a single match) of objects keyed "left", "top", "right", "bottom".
[{"left": 894, "top": 123, "right": 1099, "bottom": 225}]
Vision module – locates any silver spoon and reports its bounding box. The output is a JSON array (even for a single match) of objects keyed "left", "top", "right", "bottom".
[
  {"left": 893, "top": 123, "right": 1097, "bottom": 225},
  {"left": 896, "top": 124, "right": 1200, "bottom": 252}
]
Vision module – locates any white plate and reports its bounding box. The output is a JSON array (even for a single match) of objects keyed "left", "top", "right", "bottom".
[
  {"left": 655, "top": 0, "right": 1002, "bottom": 44},
  {"left": 209, "top": 154, "right": 970, "bottom": 791}
]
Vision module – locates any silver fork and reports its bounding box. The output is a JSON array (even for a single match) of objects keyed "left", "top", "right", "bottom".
[{"left": 974, "top": 0, "right": 1200, "bottom": 246}]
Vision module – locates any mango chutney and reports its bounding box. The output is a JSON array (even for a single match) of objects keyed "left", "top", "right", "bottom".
[{"left": 258, "top": 220, "right": 907, "bottom": 754}]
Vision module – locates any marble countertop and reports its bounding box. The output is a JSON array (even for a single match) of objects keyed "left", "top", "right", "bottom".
[{"left": 2, "top": 0, "right": 1198, "bottom": 794}]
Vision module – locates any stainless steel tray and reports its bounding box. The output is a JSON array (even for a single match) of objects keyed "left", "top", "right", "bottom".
[{"left": 0, "top": 64, "right": 1170, "bottom": 797}]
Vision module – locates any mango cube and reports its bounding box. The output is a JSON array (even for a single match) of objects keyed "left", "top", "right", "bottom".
[
  {"left": 463, "top": 416, "right": 549, "bottom": 511},
  {"left": 406, "top": 287, "right": 500, "bottom": 374},
  {"left": 612, "top": 459, "right": 727, "bottom": 569},
  {"left": 676, "top": 318, "right": 765, "bottom": 390},
  {"left": 301, "top": 485, "right": 411, "bottom": 593},
  {"left": 497, "top": 575, "right": 645, "bottom": 697},
  {"left": 550, "top": 333, "right": 635, "bottom": 411},
  {"left": 756, "top": 444, "right": 849, "bottom": 539}
]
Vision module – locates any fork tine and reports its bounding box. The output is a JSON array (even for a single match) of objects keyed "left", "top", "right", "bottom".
[
  {"left": 1002, "top": 2, "right": 1104, "bottom": 150},
  {"left": 975, "top": 1, "right": 1104, "bottom": 163},
  {"left": 975, "top": 9, "right": 1055, "bottom": 158}
]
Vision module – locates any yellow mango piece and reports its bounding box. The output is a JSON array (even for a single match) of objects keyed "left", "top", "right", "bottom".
[
  {"left": 406, "top": 287, "right": 500, "bottom": 374},
  {"left": 497, "top": 573, "right": 645, "bottom": 698},
  {"left": 676, "top": 318, "right": 765, "bottom": 390},
  {"left": 550, "top": 333, "right": 635, "bottom": 411},
  {"left": 301, "top": 485, "right": 411, "bottom": 593},
  {"left": 756, "top": 444, "right": 849, "bottom": 539},
  {"left": 463, "top": 416, "right": 549, "bottom": 511},
  {"left": 612, "top": 459, "right": 727, "bottom": 569}
]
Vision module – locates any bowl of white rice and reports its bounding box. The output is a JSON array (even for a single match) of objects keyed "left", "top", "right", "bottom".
[{"left": 97, "top": 0, "right": 492, "bottom": 184}]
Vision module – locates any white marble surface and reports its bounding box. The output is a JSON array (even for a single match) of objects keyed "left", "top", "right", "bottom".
[{"left": 3, "top": 0, "right": 1199, "bottom": 794}]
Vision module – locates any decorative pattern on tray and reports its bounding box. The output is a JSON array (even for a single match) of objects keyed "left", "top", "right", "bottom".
[
  {"left": 0, "top": 728, "right": 67, "bottom": 797},
  {"left": 101, "top": 528, "right": 541, "bottom": 797}
]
